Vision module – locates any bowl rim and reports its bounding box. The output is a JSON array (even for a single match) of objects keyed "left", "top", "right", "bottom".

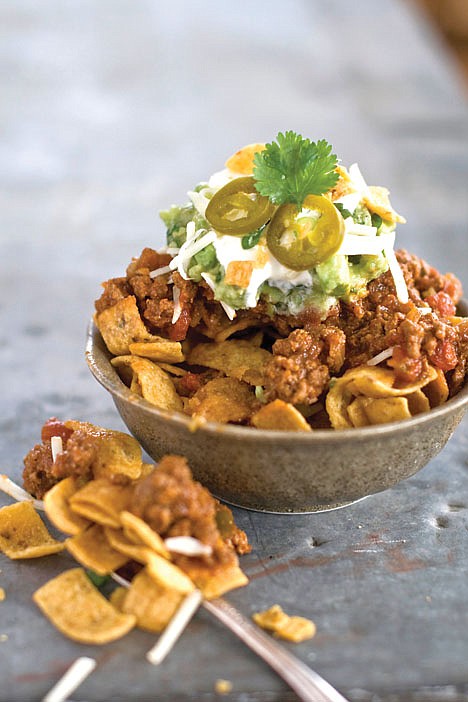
[{"left": 86, "top": 308, "right": 468, "bottom": 445}]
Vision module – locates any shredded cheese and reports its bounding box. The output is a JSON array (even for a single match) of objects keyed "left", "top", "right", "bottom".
[
  {"left": 164, "top": 536, "right": 213, "bottom": 557},
  {"left": 149, "top": 265, "right": 172, "bottom": 279},
  {"left": 208, "top": 168, "right": 234, "bottom": 189},
  {"left": 110, "top": 572, "right": 130, "bottom": 588},
  {"left": 0, "top": 475, "right": 44, "bottom": 510},
  {"left": 383, "top": 246, "right": 409, "bottom": 304},
  {"left": 112, "top": 549, "right": 203, "bottom": 676},
  {"left": 201, "top": 273, "right": 236, "bottom": 320},
  {"left": 172, "top": 286, "right": 182, "bottom": 324},
  {"left": 344, "top": 220, "right": 377, "bottom": 237},
  {"left": 51, "top": 436, "right": 63, "bottom": 463},
  {"left": 156, "top": 245, "right": 180, "bottom": 255},
  {"left": 349, "top": 162, "right": 371, "bottom": 198},
  {"left": 42, "top": 657, "right": 97, "bottom": 702},
  {"left": 367, "top": 347, "right": 394, "bottom": 366},
  {"left": 146, "top": 589, "right": 203, "bottom": 665},
  {"left": 188, "top": 190, "right": 210, "bottom": 217},
  {"left": 337, "top": 231, "right": 395, "bottom": 256},
  {"left": 170, "top": 228, "right": 217, "bottom": 280}
]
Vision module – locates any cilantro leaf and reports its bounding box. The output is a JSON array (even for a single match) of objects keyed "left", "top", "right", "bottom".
[{"left": 253, "top": 131, "right": 339, "bottom": 207}]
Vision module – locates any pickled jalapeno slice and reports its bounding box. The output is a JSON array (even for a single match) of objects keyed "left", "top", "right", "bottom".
[
  {"left": 205, "top": 177, "right": 274, "bottom": 236},
  {"left": 266, "top": 195, "right": 345, "bottom": 271}
]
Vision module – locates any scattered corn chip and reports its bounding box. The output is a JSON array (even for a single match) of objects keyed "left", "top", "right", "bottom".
[
  {"left": 188, "top": 340, "right": 271, "bottom": 386},
  {"left": 252, "top": 604, "right": 316, "bottom": 643},
  {"left": 33, "top": 568, "right": 136, "bottom": 644},
  {"left": 43, "top": 477, "right": 91, "bottom": 536},
  {"left": 96, "top": 296, "right": 157, "bottom": 355},
  {"left": 140, "top": 462, "right": 156, "bottom": 478},
  {"left": 121, "top": 569, "right": 183, "bottom": 633},
  {"left": 146, "top": 551, "right": 195, "bottom": 594},
  {"left": 252, "top": 604, "right": 289, "bottom": 630},
  {"left": 363, "top": 185, "right": 406, "bottom": 224},
  {"left": 358, "top": 396, "right": 412, "bottom": 425},
  {"left": 104, "top": 527, "right": 154, "bottom": 563},
  {"left": 224, "top": 261, "right": 254, "bottom": 289},
  {"left": 213, "top": 318, "right": 259, "bottom": 343},
  {"left": 64, "top": 422, "right": 143, "bottom": 481},
  {"left": 406, "top": 390, "right": 431, "bottom": 415},
  {"left": 129, "top": 339, "right": 184, "bottom": 364},
  {"left": 109, "top": 586, "right": 128, "bottom": 611},
  {"left": 225, "top": 143, "right": 265, "bottom": 174},
  {"left": 157, "top": 363, "right": 187, "bottom": 377},
  {"left": 346, "top": 396, "right": 371, "bottom": 428},
  {"left": 251, "top": 400, "right": 312, "bottom": 432},
  {"left": 119, "top": 511, "right": 169, "bottom": 559},
  {"left": 275, "top": 616, "right": 317, "bottom": 643},
  {"left": 93, "top": 430, "right": 143, "bottom": 481},
  {"left": 112, "top": 355, "right": 183, "bottom": 412},
  {"left": 190, "top": 562, "right": 248, "bottom": 600},
  {"left": 327, "top": 165, "right": 356, "bottom": 202},
  {"left": 215, "top": 680, "right": 233, "bottom": 695},
  {"left": 349, "top": 365, "right": 437, "bottom": 399},
  {"left": 0, "top": 502, "right": 64, "bottom": 559},
  {"left": 69, "top": 480, "right": 132, "bottom": 528},
  {"left": 186, "top": 377, "right": 256, "bottom": 424},
  {"left": 423, "top": 368, "right": 449, "bottom": 407},
  {"left": 66, "top": 524, "right": 128, "bottom": 575},
  {"left": 326, "top": 364, "right": 439, "bottom": 429}
]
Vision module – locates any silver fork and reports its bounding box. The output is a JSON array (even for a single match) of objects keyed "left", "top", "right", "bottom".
[
  {"left": 112, "top": 573, "right": 348, "bottom": 702},
  {"left": 204, "top": 598, "right": 349, "bottom": 702}
]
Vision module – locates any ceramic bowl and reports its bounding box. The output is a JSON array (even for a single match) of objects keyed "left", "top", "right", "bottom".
[{"left": 85, "top": 304, "right": 468, "bottom": 513}]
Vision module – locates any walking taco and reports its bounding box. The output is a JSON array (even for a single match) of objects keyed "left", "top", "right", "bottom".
[{"left": 94, "top": 132, "right": 467, "bottom": 431}]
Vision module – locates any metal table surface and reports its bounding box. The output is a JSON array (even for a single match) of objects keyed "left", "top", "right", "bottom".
[{"left": 1, "top": 1, "right": 467, "bottom": 700}]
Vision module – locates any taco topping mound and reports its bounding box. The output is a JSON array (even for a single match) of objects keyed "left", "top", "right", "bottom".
[{"left": 94, "top": 132, "right": 467, "bottom": 430}]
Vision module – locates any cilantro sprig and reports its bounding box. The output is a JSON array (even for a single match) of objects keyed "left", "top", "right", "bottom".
[{"left": 253, "top": 131, "right": 339, "bottom": 208}]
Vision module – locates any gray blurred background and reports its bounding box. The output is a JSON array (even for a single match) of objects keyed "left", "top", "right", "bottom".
[{"left": 1, "top": 2, "right": 468, "bottom": 701}]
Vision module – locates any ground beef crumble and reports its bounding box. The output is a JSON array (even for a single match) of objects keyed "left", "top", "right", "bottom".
[
  {"left": 95, "top": 246, "right": 467, "bottom": 411},
  {"left": 129, "top": 454, "right": 250, "bottom": 565},
  {"left": 23, "top": 418, "right": 98, "bottom": 498},
  {"left": 263, "top": 328, "right": 345, "bottom": 405},
  {"left": 22, "top": 421, "right": 251, "bottom": 565}
]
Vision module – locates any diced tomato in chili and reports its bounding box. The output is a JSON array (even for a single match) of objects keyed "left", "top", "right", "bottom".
[
  {"left": 389, "top": 346, "right": 424, "bottom": 384},
  {"left": 41, "top": 417, "right": 74, "bottom": 443},
  {"left": 442, "top": 274, "right": 463, "bottom": 304},
  {"left": 429, "top": 340, "right": 458, "bottom": 371},
  {"left": 177, "top": 372, "right": 205, "bottom": 398},
  {"left": 168, "top": 308, "right": 191, "bottom": 341},
  {"left": 425, "top": 291, "right": 456, "bottom": 318}
]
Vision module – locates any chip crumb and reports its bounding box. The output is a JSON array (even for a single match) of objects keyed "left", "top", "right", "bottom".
[
  {"left": 252, "top": 604, "right": 316, "bottom": 643},
  {"left": 215, "top": 679, "right": 233, "bottom": 695},
  {"left": 0, "top": 587, "right": 5, "bottom": 601},
  {"left": 0, "top": 501, "right": 64, "bottom": 559},
  {"left": 0, "top": 634, "right": 8, "bottom": 642},
  {"left": 187, "top": 415, "right": 207, "bottom": 433}
]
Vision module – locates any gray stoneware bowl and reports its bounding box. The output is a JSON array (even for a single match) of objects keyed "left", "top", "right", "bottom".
[{"left": 86, "top": 303, "right": 468, "bottom": 513}]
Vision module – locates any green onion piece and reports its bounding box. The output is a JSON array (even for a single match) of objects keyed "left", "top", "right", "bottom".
[{"left": 241, "top": 226, "right": 265, "bottom": 250}]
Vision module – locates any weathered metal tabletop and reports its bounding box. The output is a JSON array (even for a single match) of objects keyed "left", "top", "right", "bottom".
[{"left": 1, "top": 1, "right": 467, "bottom": 700}]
